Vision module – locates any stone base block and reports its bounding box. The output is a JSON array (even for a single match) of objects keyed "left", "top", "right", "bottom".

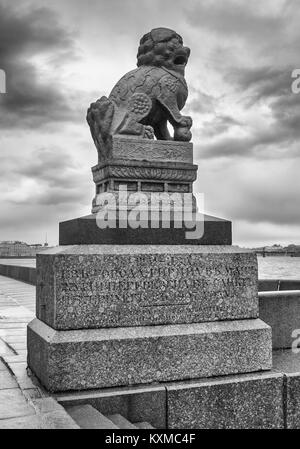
[
  {"left": 167, "top": 371, "right": 284, "bottom": 429},
  {"left": 97, "top": 136, "right": 194, "bottom": 164},
  {"left": 36, "top": 245, "right": 258, "bottom": 330},
  {"left": 273, "top": 349, "right": 300, "bottom": 429},
  {"left": 27, "top": 318, "right": 271, "bottom": 393},
  {"left": 59, "top": 213, "right": 232, "bottom": 245}
]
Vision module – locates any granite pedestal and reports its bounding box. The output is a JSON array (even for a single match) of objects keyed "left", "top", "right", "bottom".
[
  {"left": 28, "top": 318, "right": 271, "bottom": 392},
  {"left": 28, "top": 244, "right": 272, "bottom": 393},
  {"left": 60, "top": 138, "right": 232, "bottom": 245},
  {"left": 27, "top": 138, "right": 272, "bottom": 421}
]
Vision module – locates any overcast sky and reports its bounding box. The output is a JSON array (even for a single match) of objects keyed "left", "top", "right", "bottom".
[{"left": 0, "top": 0, "right": 299, "bottom": 247}]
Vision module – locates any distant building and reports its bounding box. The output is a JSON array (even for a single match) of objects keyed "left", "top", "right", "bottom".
[
  {"left": 0, "top": 241, "right": 52, "bottom": 257},
  {"left": 254, "top": 243, "right": 300, "bottom": 256}
]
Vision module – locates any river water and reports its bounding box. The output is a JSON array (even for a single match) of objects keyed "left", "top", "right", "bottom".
[{"left": 257, "top": 255, "right": 300, "bottom": 280}]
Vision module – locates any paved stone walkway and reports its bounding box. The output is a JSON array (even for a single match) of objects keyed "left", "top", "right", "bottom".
[{"left": 0, "top": 275, "right": 78, "bottom": 428}]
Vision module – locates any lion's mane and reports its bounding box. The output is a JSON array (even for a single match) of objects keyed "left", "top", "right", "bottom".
[{"left": 136, "top": 28, "right": 185, "bottom": 69}]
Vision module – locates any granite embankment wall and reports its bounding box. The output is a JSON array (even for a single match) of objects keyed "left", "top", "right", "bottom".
[
  {"left": 0, "top": 263, "right": 36, "bottom": 285},
  {"left": 259, "top": 279, "right": 300, "bottom": 291}
]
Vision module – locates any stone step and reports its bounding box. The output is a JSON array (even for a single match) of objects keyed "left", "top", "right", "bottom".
[
  {"left": 107, "top": 413, "right": 138, "bottom": 429},
  {"left": 65, "top": 405, "right": 119, "bottom": 429},
  {"left": 135, "top": 421, "right": 155, "bottom": 429}
]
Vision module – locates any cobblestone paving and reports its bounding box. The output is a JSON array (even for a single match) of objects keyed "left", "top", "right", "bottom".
[{"left": 0, "top": 275, "right": 78, "bottom": 428}]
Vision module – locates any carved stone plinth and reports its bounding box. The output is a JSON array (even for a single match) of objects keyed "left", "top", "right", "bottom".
[
  {"left": 96, "top": 136, "right": 194, "bottom": 163},
  {"left": 91, "top": 137, "right": 198, "bottom": 214},
  {"left": 60, "top": 137, "right": 231, "bottom": 245}
]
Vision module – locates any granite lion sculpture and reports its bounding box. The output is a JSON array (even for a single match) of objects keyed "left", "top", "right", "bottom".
[{"left": 87, "top": 27, "right": 192, "bottom": 157}]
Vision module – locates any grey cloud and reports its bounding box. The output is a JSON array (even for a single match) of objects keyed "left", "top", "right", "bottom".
[
  {"left": 201, "top": 115, "right": 243, "bottom": 138},
  {"left": 196, "top": 158, "right": 300, "bottom": 229},
  {"left": 196, "top": 130, "right": 299, "bottom": 160},
  {"left": 185, "top": 88, "right": 217, "bottom": 114},
  {"left": 226, "top": 66, "right": 293, "bottom": 104},
  {"left": 228, "top": 185, "right": 300, "bottom": 227},
  {"left": 185, "top": 0, "right": 288, "bottom": 45},
  {"left": 195, "top": 64, "right": 300, "bottom": 159},
  {"left": 0, "top": 2, "right": 80, "bottom": 129},
  {"left": 0, "top": 201, "right": 87, "bottom": 245},
  {"left": 226, "top": 181, "right": 300, "bottom": 226},
  {"left": 0, "top": 147, "right": 92, "bottom": 206}
]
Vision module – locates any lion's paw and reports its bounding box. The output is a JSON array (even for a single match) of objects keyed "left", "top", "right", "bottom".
[
  {"left": 174, "top": 126, "right": 192, "bottom": 142},
  {"left": 180, "top": 116, "right": 193, "bottom": 129},
  {"left": 143, "top": 125, "right": 154, "bottom": 139}
]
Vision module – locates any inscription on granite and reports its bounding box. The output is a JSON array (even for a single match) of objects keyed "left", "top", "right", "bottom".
[{"left": 36, "top": 247, "right": 259, "bottom": 330}]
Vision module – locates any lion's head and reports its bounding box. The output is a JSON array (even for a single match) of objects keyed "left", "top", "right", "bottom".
[{"left": 137, "top": 27, "right": 190, "bottom": 76}]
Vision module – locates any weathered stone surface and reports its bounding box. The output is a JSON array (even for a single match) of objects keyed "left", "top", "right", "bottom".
[
  {"left": 167, "top": 372, "right": 284, "bottom": 429},
  {"left": 27, "top": 318, "right": 271, "bottom": 392},
  {"left": 91, "top": 155, "right": 197, "bottom": 213},
  {"left": 0, "top": 370, "right": 18, "bottom": 389},
  {"left": 94, "top": 137, "right": 193, "bottom": 164},
  {"left": 0, "top": 388, "right": 36, "bottom": 420},
  {"left": 0, "top": 360, "right": 6, "bottom": 371},
  {"left": 36, "top": 245, "right": 258, "bottom": 330},
  {"left": 92, "top": 160, "right": 197, "bottom": 184},
  {"left": 0, "top": 410, "right": 80, "bottom": 429},
  {"left": 59, "top": 213, "right": 232, "bottom": 246}
]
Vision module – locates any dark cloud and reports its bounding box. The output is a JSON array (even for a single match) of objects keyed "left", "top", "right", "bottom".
[
  {"left": 226, "top": 66, "right": 293, "bottom": 104},
  {"left": 0, "top": 146, "right": 92, "bottom": 207},
  {"left": 0, "top": 2, "right": 80, "bottom": 129},
  {"left": 0, "top": 0, "right": 299, "bottom": 246},
  {"left": 195, "top": 64, "right": 300, "bottom": 159},
  {"left": 196, "top": 130, "right": 298, "bottom": 160}
]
